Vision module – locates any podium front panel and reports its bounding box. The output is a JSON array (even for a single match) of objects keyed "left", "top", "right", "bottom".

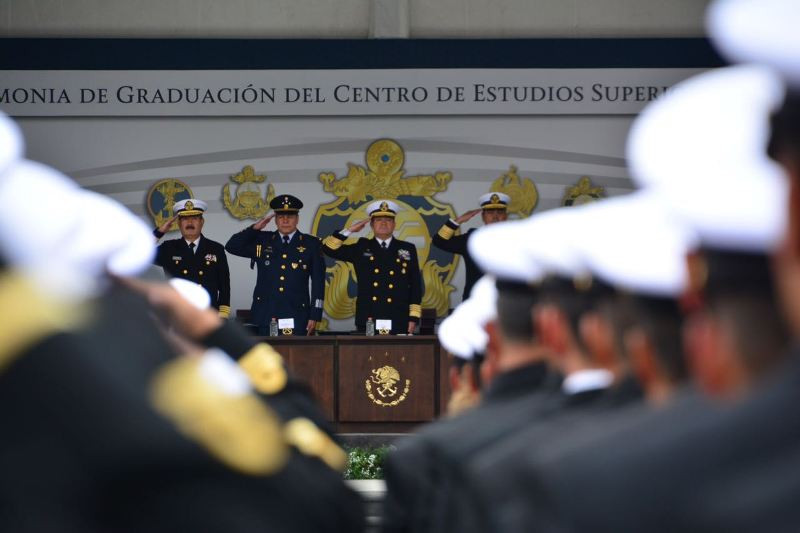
[{"left": 338, "top": 339, "right": 436, "bottom": 422}]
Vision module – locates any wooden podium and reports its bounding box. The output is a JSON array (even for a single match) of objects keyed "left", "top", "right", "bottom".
[{"left": 264, "top": 335, "right": 450, "bottom": 432}]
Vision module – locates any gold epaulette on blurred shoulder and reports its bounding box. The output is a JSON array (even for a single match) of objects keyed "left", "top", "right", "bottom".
[
  {"left": 0, "top": 272, "right": 88, "bottom": 374},
  {"left": 238, "top": 343, "right": 288, "bottom": 394},
  {"left": 150, "top": 356, "right": 289, "bottom": 476},
  {"left": 285, "top": 417, "right": 348, "bottom": 472}
]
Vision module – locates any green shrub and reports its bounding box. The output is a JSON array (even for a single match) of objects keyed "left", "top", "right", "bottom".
[{"left": 343, "top": 445, "right": 393, "bottom": 480}]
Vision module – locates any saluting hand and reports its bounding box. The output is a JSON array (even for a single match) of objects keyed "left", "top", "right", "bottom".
[
  {"left": 347, "top": 219, "right": 370, "bottom": 233},
  {"left": 454, "top": 209, "right": 481, "bottom": 225},
  {"left": 157, "top": 214, "right": 179, "bottom": 235},
  {"left": 117, "top": 276, "right": 222, "bottom": 340},
  {"left": 253, "top": 212, "right": 275, "bottom": 230}
]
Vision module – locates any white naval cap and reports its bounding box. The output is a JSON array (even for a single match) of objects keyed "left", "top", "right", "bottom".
[
  {"left": 479, "top": 191, "right": 511, "bottom": 210},
  {"left": 173, "top": 198, "right": 208, "bottom": 217},
  {"left": 708, "top": 0, "right": 800, "bottom": 86},
  {"left": 469, "top": 207, "right": 583, "bottom": 283},
  {"left": 169, "top": 278, "right": 211, "bottom": 310},
  {"left": 366, "top": 199, "right": 400, "bottom": 218},
  {"left": 438, "top": 312, "right": 475, "bottom": 360},
  {"left": 575, "top": 192, "right": 696, "bottom": 298},
  {"left": 438, "top": 275, "right": 498, "bottom": 359},
  {"left": 627, "top": 65, "right": 788, "bottom": 252},
  {"left": 0, "top": 159, "right": 156, "bottom": 298},
  {"left": 0, "top": 111, "right": 23, "bottom": 177}
]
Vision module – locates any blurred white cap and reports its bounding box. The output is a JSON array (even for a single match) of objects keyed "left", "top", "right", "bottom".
[
  {"left": 575, "top": 192, "right": 695, "bottom": 297},
  {"left": 0, "top": 159, "right": 155, "bottom": 298},
  {"left": 169, "top": 278, "right": 211, "bottom": 310},
  {"left": 627, "top": 65, "right": 788, "bottom": 252},
  {"left": 438, "top": 275, "right": 498, "bottom": 359},
  {"left": 469, "top": 207, "right": 584, "bottom": 283},
  {"left": 708, "top": 0, "right": 800, "bottom": 86}
]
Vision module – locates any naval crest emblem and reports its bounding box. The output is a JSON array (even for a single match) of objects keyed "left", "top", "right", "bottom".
[
  {"left": 146, "top": 178, "right": 194, "bottom": 232},
  {"left": 223, "top": 165, "right": 276, "bottom": 219},
  {"left": 562, "top": 176, "right": 605, "bottom": 207},
  {"left": 489, "top": 165, "right": 539, "bottom": 218},
  {"left": 312, "top": 139, "right": 459, "bottom": 321}
]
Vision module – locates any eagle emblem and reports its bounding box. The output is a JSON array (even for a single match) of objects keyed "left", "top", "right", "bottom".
[{"left": 365, "top": 364, "right": 411, "bottom": 407}]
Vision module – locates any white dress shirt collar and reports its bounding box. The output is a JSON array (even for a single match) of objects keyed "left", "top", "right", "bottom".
[
  {"left": 279, "top": 230, "right": 297, "bottom": 243},
  {"left": 562, "top": 369, "right": 613, "bottom": 396}
]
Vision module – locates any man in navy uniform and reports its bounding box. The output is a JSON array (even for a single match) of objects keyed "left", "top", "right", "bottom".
[
  {"left": 226, "top": 194, "right": 325, "bottom": 336},
  {"left": 154, "top": 198, "right": 231, "bottom": 318},
  {"left": 432, "top": 192, "right": 509, "bottom": 300},
  {"left": 322, "top": 199, "right": 422, "bottom": 335}
]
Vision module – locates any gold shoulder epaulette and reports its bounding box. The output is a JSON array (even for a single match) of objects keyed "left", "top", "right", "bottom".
[
  {"left": 284, "top": 417, "right": 348, "bottom": 472},
  {"left": 322, "top": 234, "right": 344, "bottom": 250},
  {"left": 437, "top": 225, "right": 456, "bottom": 240},
  {"left": 238, "top": 343, "right": 288, "bottom": 394},
  {"left": 150, "top": 356, "right": 289, "bottom": 475},
  {"left": 0, "top": 272, "right": 87, "bottom": 374}
]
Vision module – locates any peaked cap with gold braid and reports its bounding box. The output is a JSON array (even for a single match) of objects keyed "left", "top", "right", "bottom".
[
  {"left": 367, "top": 199, "right": 400, "bottom": 218},
  {"left": 269, "top": 194, "right": 303, "bottom": 214},
  {"left": 479, "top": 192, "right": 510, "bottom": 210},
  {"left": 174, "top": 198, "right": 208, "bottom": 217}
]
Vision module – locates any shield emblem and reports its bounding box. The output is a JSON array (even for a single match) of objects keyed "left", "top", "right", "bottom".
[
  {"left": 147, "top": 179, "right": 193, "bottom": 232},
  {"left": 311, "top": 139, "right": 459, "bottom": 320}
]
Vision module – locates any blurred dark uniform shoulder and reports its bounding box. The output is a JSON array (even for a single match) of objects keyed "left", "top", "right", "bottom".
[
  {"left": 225, "top": 195, "right": 325, "bottom": 335},
  {"left": 0, "top": 271, "right": 363, "bottom": 533},
  {"left": 522, "top": 365, "right": 800, "bottom": 533},
  {"left": 382, "top": 361, "right": 554, "bottom": 533},
  {"left": 457, "top": 377, "right": 649, "bottom": 533}
]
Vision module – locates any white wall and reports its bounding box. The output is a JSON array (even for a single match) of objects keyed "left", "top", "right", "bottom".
[{"left": 0, "top": 0, "right": 710, "bottom": 38}]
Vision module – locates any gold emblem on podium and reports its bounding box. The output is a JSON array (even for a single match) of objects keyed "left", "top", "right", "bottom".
[
  {"left": 223, "top": 165, "right": 276, "bottom": 219},
  {"left": 489, "top": 165, "right": 539, "bottom": 218},
  {"left": 562, "top": 176, "right": 605, "bottom": 207},
  {"left": 365, "top": 365, "right": 411, "bottom": 407}
]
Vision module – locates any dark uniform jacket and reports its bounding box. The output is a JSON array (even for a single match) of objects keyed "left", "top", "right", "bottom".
[
  {"left": 516, "top": 360, "right": 800, "bottom": 533},
  {"left": 322, "top": 231, "right": 422, "bottom": 334},
  {"left": 381, "top": 362, "right": 554, "bottom": 533},
  {"left": 432, "top": 220, "right": 482, "bottom": 300},
  {"left": 154, "top": 233, "right": 230, "bottom": 311},
  {"left": 226, "top": 228, "right": 325, "bottom": 335},
  {"left": 0, "top": 274, "right": 363, "bottom": 533},
  {"left": 457, "top": 375, "right": 644, "bottom": 533}
]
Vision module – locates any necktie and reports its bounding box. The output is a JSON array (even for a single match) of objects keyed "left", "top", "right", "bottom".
[
  {"left": 189, "top": 242, "right": 196, "bottom": 254},
  {"left": 381, "top": 241, "right": 387, "bottom": 249},
  {"left": 283, "top": 235, "right": 290, "bottom": 245}
]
